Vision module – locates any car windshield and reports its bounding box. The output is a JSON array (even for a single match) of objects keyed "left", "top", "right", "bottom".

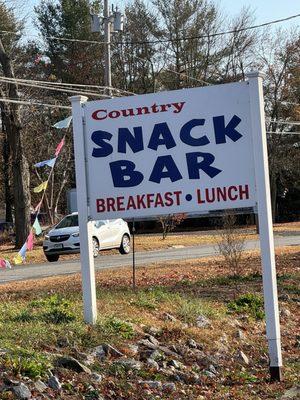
[{"left": 55, "top": 215, "right": 78, "bottom": 229}]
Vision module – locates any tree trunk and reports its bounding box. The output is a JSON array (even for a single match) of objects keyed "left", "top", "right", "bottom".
[
  {"left": 270, "top": 173, "right": 277, "bottom": 223},
  {"left": 0, "top": 39, "right": 31, "bottom": 247},
  {"left": 1, "top": 113, "right": 13, "bottom": 223}
]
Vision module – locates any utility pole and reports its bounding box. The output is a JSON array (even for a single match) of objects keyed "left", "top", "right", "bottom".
[
  {"left": 103, "top": 0, "right": 111, "bottom": 96},
  {"left": 90, "top": 2, "right": 124, "bottom": 97}
]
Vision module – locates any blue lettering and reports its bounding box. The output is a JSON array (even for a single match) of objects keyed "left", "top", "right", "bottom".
[
  {"left": 180, "top": 119, "right": 209, "bottom": 146},
  {"left": 213, "top": 115, "right": 242, "bottom": 144},
  {"left": 110, "top": 160, "right": 143, "bottom": 187},
  {"left": 149, "top": 155, "right": 182, "bottom": 183},
  {"left": 186, "top": 152, "right": 222, "bottom": 179},
  {"left": 148, "top": 122, "right": 176, "bottom": 150},
  {"left": 118, "top": 127, "right": 144, "bottom": 154},
  {"left": 91, "top": 131, "right": 113, "bottom": 157}
]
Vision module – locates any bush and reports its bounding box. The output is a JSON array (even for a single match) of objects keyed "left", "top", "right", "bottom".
[
  {"left": 104, "top": 317, "right": 135, "bottom": 339},
  {"left": 228, "top": 293, "right": 264, "bottom": 320},
  {"left": 3, "top": 348, "right": 51, "bottom": 378}
]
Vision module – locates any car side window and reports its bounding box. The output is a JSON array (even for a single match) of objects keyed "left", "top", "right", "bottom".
[{"left": 94, "top": 220, "right": 107, "bottom": 228}]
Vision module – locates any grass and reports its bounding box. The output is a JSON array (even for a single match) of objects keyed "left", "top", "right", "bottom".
[{"left": 0, "top": 246, "right": 298, "bottom": 399}]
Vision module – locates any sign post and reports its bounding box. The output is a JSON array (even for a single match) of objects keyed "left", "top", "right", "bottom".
[
  {"left": 247, "top": 71, "right": 282, "bottom": 381},
  {"left": 70, "top": 95, "right": 97, "bottom": 325}
]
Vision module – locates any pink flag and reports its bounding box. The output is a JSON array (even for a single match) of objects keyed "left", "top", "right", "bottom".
[
  {"left": 55, "top": 138, "right": 65, "bottom": 157},
  {"left": 34, "top": 200, "right": 43, "bottom": 213},
  {"left": 27, "top": 231, "right": 34, "bottom": 251},
  {"left": 0, "top": 259, "right": 6, "bottom": 269}
]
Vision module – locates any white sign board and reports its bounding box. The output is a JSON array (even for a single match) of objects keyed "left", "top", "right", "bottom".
[
  {"left": 70, "top": 73, "right": 282, "bottom": 382},
  {"left": 84, "top": 82, "right": 256, "bottom": 220}
]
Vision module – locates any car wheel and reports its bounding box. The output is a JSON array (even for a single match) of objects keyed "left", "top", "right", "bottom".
[
  {"left": 46, "top": 254, "right": 59, "bottom": 262},
  {"left": 119, "top": 234, "right": 130, "bottom": 254},
  {"left": 92, "top": 237, "right": 99, "bottom": 258}
]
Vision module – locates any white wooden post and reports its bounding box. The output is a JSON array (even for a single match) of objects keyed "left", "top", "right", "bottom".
[
  {"left": 70, "top": 95, "right": 97, "bottom": 324},
  {"left": 247, "top": 71, "right": 282, "bottom": 381}
]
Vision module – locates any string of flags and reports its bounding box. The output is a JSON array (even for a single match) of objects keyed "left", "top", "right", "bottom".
[{"left": 0, "top": 115, "right": 72, "bottom": 269}]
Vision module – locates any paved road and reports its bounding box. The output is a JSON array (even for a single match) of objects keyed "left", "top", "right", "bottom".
[{"left": 0, "top": 234, "right": 298, "bottom": 284}]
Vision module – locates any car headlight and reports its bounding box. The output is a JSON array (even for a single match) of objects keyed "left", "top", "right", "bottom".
[
  {"left": 45, "top": 234, "right": 49, "bottom": 240},
  {"left": 72, "top": 232, "right": 79, "bottom": 237}
]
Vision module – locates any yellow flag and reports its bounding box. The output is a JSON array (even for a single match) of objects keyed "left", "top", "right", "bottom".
[
  {"left": 13, "top": 254, "right": 23, "bottom": 265},
  {"left": 33, "top": 181, "right": 48, "bottom": 193}
]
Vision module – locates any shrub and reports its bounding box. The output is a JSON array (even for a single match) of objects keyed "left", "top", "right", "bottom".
[{"left": 228, "top": 293, "right": 264, "bottom": 320}]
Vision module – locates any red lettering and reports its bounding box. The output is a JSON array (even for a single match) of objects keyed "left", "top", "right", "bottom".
[
  {"left": 117, "top": 196, "right": 125, "bottom": 211},
  {"left": 96, "top": 199, "right": 105, "bottom": 212},
  {"left": 136, "top": 194, "right": 146, "bottom": 209},
  {"left": 239, "top": 184, "right": 249, "bottom": 199},
  {"left": 164, "top": 192, "right": 174, "bottom": 206},
  {"left": 107, "top": 197, "right": 116, "bottom": 212},
  {"left": 197, "top": 189, "right": 205, "bottom": 204},
  {"left": 173, "top": 191, "right": 182, "bottom": 205},
  {"left": 228, "top": 186, "right": 238, "bottom": 201},
  {"left": 127, "top": 196, "right": 136, "bottom": 210},
  {"left": 154, "top": 193, "right": 164, "bottom": 208},
  {"left": 92, "top": 109, "right": 107, "bottom": 120},
  {"left": 147, "top": 193, "right": 155, "bottom": 208},
  {"left": 216, "top": 186, "right": 227, "bottom": 201}
]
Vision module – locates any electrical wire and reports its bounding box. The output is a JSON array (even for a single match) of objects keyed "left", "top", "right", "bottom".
[
  {"left": 268, "top": 120, "right": 300, "bottom": 126},
  {"left": 0, "top": 97, "right": 71, "bottom": 109},
  {"left": 0, "top": 13, "right": 299, "bottom": 46}
]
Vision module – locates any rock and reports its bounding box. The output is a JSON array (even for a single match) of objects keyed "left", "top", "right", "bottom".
[
  {"left": 163, "top": 312, "right": 177, "bottom": 322},
  {"left": 235, "top": 329, "right": 245, "bottom": 340},
  {"left": 56, "top": 337, "right": 69, "bottom": 348},
  {"left": 237, "top": 350, "right": 249, "bottom": 365},
  {"left": 12, "top": 383, "right": 31, "bottom": 399},
  {"left": 204, "top": 371, "right": 216, "bottom": 378},
  {"left": 91, "top": 373, "right": 103, "bottom": 383},
  {"left": 146, "top": 358, "right": 159, "bottom": 371},
  {"left": 280, "top": 308, "right": 291, "bottom": 318},
  {"left": 138, "top": 339, "right": 158, "bottom": 350},
  {"left": 195, "top": 315, "right": 211, "bottom": 328},
  {"left": 54, "top": 356, "right": 91, "bottom": 374},
  {"left": 174, "top": 371, "right": 200, "bottom": 384},
  {"left": 278, "top": 293, "right": 290, "bottom": 302},
  {"left": 115, "top": 358, "right": 142, "bottom": 371},
  {"left": 146, "top": 326, "right": 161, "bottom": 336},
  {"left": 162, "top": 382, "right": 176, "bottom": 392},
  {"left": 158, "top": 345, "right": 181, "bottom": 358},
  {"left": 280, "top": 386, "right": 300, "bottom": 399},
  {"left": 187, "top": 338, "right": 198, "bottom": 348},
  {"left": 145, "top": 334, "right": 160, "bottom": 347},
  {"left": 92, "top": 345, "right": 107, "bottom": 361},
  {"left": 208, "top": 364, "right": 218, "bottom": 375},
  {"left": 103, "top": 343, "right": 124, "bottom": 358},
  {"left": 138, "top": 380, "right": 162, "bottom": 389},
  {"left": 47, "top": 376, "right": 61, "bottom": 391},
  {"left": 127, "top": 344, "right": 139, "bottom": 356},
  {"left": 34, "top": 380, "right": 47, "bottom": 392},
  {"left": 169, "top": 359, "right": 184, "bottom": 369}
]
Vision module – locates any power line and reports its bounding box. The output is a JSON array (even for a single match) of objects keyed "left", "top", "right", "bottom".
[
  {"left": 0, "top": 97, "right": 71, "bottom": 109},
  {"left": 113, "top": 13, "right": 300, "bottom": 45},
  {"left": 268, "top": 120, "right": 300, "bottom": 126},
  {"left": 267, "top": 131, "right": 300, "bottom": 135},
  {"left": 0, "top": 13, "right": 299, "bottom": 47},
  {"left": 0, "top": 76, "right": 136, "bottom": 97}
]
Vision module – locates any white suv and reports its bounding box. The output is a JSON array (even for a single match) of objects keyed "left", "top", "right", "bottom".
[{"left": 43, "top": 213, "right": 130, "bottom": 262}]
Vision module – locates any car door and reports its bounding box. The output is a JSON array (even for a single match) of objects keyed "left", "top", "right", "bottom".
[
  {"left": 94, "top": 220, "right": 112, "bottom": 249},
  {"left": 107, "top": 219, "right": 123, "bottom": 247}
]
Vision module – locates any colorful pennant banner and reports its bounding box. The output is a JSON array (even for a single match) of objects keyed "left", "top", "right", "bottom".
[
  {"left": 33, "top": 217, "right": 42, "bottom": 235},
  {"left": 0, "top": 115, "right": 72, "bottom": 269},
  {"left": 55, "top": 138, "right": 65, "bottom": 157},
  {"left": 33, "top": 181, "right": 48, "bottom": 193},
  {"left": 34, "top": 158, "right": 56, "bottom": 168},
  {"left": 53, "top": 116, "right": 72, "bottom": 129}
]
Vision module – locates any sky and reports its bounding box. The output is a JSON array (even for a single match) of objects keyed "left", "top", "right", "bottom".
[{"left": 6, "top": 0, "right": 300, "bottom": 36}]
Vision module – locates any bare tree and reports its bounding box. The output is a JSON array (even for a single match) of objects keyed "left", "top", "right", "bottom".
[
  {"left": 158, "top": 213, "right": 186, "bottom": 239},
  {"left": 216, "top": 213, "right": 246, "bottom": 295}
]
